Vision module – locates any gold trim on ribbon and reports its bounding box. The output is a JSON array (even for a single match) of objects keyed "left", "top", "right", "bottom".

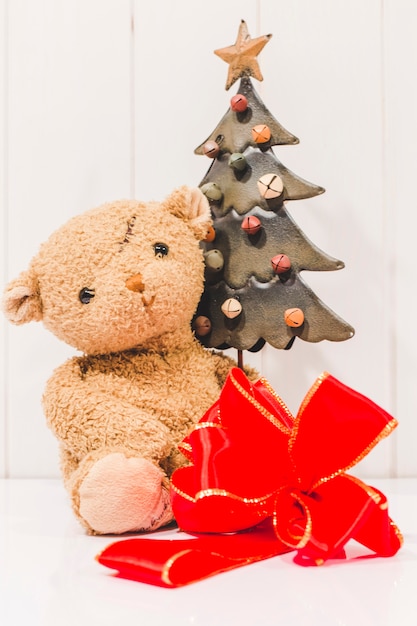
[
  {"left": 259, "top": 377, "right": 294, "bottom": 423},
  {"left": 287, "top": 373, "right": 329, "bottom": 476},
  {"left": 161, "top": 549, "right": 194, "bottom": 586},
  {"left": 272, "top": 489, "right": 312, "bottom": 550},
  {"left": 161, "top": 548, "right": 271, "bottom": 586},
  {"left": 341, "top": 474, "right": 382, "bottom": 505},
  {"left": 297, "top": 372, "right": 329, "bottom": 419},
  {"left": 311, "top": 418, "right": 398, "bottom": 492},
  {"left": 230, "top": 371, "right": 292, "bottom": 436},
  {"left": 192, "top": 422, "right": 224, "bottom": 431},
  {"left": 170, "top": 481, "right": 196, "bottom": 503},
  {"left": 289, "top": 491, "right": 312, "bottom": 549},
  {"left": 171, "top": 481, "right": 273, "bottom": 507},
  {"left": 196, "top": 488, "right": 272, "bottom": 506},
  {"left": 390, "top": 520, "right": 404, "bottom": 547}
]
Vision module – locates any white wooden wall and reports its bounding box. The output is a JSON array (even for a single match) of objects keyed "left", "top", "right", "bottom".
[{"left": 1, "top": 0, "right": 416, "bottom": 478}]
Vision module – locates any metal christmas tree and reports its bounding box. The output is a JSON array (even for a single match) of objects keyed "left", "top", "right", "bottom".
[{"left": 193, "top": 20, "right": 354, "bottom": 361}]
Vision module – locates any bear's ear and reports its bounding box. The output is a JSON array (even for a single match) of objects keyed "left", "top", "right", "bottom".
[
  {"left": 162, "top": 186, "right": 212, "bottom": 240},
  {"left": 2, "top": 269, "right": 43, "bottom": 325}
]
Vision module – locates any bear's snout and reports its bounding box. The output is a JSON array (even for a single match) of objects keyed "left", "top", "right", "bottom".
[{"left": 126, "top": 273, "right": 145, "bottom": 293}]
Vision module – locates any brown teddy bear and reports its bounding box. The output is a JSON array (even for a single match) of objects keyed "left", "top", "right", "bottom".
[{"left": 2, "top": 186, "right": 244, "bottom": 535}]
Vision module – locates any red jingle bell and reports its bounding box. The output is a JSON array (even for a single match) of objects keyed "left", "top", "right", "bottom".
[
  {"left": 203, "top": 141, "right": 220, "bottom": 159},
  {"left": 230, "top": 94, "right": 248, "bottom": 112},
  {"left": 271, "top": 254, "right": 291, "bottom": 274},
  {"left": 241, "top": 216, "right": 262, "bottom": 236}
]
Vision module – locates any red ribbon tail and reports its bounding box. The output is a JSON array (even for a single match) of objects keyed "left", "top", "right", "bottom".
[
  {"left": 97, "top": 520, "right": 290, "bottom": 587},
  {"left": 351, "top": 484, "right": 403, "bottom": 557}
]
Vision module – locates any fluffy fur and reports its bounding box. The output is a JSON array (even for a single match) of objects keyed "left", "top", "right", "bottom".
[{"left": 3, "top": 186, "right": 249, "bottom": 534}]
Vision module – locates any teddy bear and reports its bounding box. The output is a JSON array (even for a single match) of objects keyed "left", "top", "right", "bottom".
[{"left": 2, "top": 186, "right": 247, "bottom": 535}]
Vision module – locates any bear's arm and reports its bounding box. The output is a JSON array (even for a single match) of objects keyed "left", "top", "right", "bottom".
[{"left": 42, "top": 357, "right": 172, "bottom": 463}]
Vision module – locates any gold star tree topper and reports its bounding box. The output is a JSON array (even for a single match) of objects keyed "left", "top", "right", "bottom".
[{"left": 214, "top": 20, "right": 272, "bottom": 90}]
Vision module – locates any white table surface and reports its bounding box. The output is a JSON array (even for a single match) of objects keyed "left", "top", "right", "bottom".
[{"left": 1, "top": 478, "right": 416, "bottom": 626}]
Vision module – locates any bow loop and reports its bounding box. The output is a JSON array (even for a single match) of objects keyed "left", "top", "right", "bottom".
[{"left": 289, "top": 374, "right": 398, "bottom": 491}]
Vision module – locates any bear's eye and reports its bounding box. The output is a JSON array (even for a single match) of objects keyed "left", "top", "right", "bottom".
[
  {"left": 153, "top": 243, "right": 169, "bottom": 258},
  {"left": 79, "top": 287, "right": 95, "bottom": 304}
]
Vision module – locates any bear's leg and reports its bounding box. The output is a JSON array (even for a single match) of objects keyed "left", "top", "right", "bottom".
[{"left": 65, "top": 449, "right": 173, "bottom": 534}]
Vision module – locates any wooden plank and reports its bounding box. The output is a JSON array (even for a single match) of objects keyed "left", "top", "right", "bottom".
[
  {"left": 259, "top": 0, "right": 395, "bottom": 476},
  {"left": 6, "top": 0, "right": 132, "bottom": 476},
  {"left": 133, "top": 0, "right": 259, "bottom": 201},
  {"left": 0, "top": 0, "right": 6, "bottom": 477},
  {"left": 384, "top": 1, "right": 417, "bottom": 476}
]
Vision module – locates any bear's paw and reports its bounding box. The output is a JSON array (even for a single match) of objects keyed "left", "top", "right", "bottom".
[{"left": 77, "top": 453, "right": 173, "bottom": 534}]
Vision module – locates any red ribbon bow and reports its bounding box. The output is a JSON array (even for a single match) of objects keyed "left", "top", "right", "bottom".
[{"left": 98, "top": 368, "right": 402, "bottom": 586}]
